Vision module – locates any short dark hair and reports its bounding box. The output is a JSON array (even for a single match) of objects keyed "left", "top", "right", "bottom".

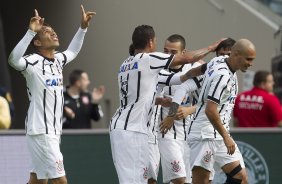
[
  {"left": 166, "top": 34, "right": 186, "bottom": 50},
  {"left": 132, "top": 25, "right": 155, "bottom": 49},
  {"left": 215, "top": 38, "right": 236, "bottom": 55},
  {"left": 129, "top": 43, "right": 135, "bottom": 56},
  {"left": 69, "top": 69, "right": 85, "bottom": 85},
  {"left": 253, "top": 70, "right": 271, "bottom": 87}
]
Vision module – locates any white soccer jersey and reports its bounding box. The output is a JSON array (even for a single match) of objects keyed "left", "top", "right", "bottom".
[
  {"left": 148, "top": 69, "right": 186, "bottom": 143},
  {"left": 188, "top": 56, "right": 237, "bottom": 140},
  {"left": 8, "top": 28, "right": 87, "bottom": 135},
  {"left": 110, "top": 52, "right": 174, "bottom": 134},
  {"left": 157, "top": 63, "right": 202, "bottom": 141}
]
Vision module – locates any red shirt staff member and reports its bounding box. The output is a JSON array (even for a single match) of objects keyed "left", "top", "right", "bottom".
[{"left": 234, "top": 70, "right": 282, "bottom": 127}]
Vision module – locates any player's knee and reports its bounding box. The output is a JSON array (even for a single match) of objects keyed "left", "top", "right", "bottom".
[
  {"left": 148, "top": 178, "right": 157, "bottom": 184},
  {"left": 225, "top": 164, "right": 244, "bottom": 184},
  {"left": 51, "top": 176, "right": 68, "bottom": 184},
  {"left": 171, "top": 177, "right": 186, "bottom": 184}
]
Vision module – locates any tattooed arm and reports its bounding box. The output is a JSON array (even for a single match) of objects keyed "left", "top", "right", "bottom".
[{"left": 159, "top": 102, "right": 179, "bottom": 134}]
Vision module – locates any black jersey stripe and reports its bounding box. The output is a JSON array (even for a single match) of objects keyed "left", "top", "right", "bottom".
[
  {"left": 192, "top": 77, "right": 202, "bottom": 88},
  {"left": 188, "top": 104, "right": 204, "bottom": 134},
  {"left": 150, "top": 65, "right": 166, "bottom": 69},
  {"left": 42, "top": 59, "right": 46, "bottom": 75},
  {"left": 61, "top": 53, "right": 67, "bottom": 67},
  {"left": 43, "top": 89, "right": 48, "bottom": 134},
  {"left": 152, "top": 105, "right": 159, "bottom": 133},
  {"left": 124, "top": 73, "right": 129, "bottom": 107},
  {"left": 60, "top": 89, "right": 63, "bottom": 134},
  {"left": 53, "top": 90, "right": 57, "bottom": 134},
  {"left": 211, "top": 75, "right": 224, "bottom": 97},
  {"left": 172, "top": 124, "right": 176, "bottom": 139},
  {"left": 113, "top": 110, "right": 122, "bottom": 129},
  {"left": 55, "top": 64, "right": 61, "bottom": 74},
  {"left": 50, "top": 64, "right": 55, "bottom": 75},
  {"left": 158, "top": 72, "right": 171, "bottom": 76},
  {"left": 149, "top": 54, "right": 171, "bottom": 60},
  {"left": 124, "top": 104, "right": 134, "bottom": 130},
  {"left": 135, "top": 71, "right": 141, "bottom": 102},
  {"left": 123, "top": 71, "right": 141, "bottom": 130},
  {"left": 165, "top": 74, "right": 174, "bottom": 86},
  {"left": 183, "top": 119, "right": 187, "bottom": 141},
  {"left": 160, "top": 107, "right": 165, "bottom": 138}
]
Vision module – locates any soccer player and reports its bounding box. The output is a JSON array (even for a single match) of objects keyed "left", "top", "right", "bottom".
[
  {"left": 109, "top": 24, "right": 223, "bottom": 184},
  {"left": 8, "top": 6, "right": 95, "bottom": 184},
  {"left": 156, "top": 34, "right": 201, "bottom": 184},
  {"left": 161, "top": 39, "right": 256, "bottom": 184}
]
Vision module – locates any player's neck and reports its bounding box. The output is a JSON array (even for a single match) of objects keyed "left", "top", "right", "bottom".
[
  {"left": 37, "top": 49, "right": 55, "bottom": 61},
  {"left": 134, "top": 47, "right": 151, "bottom": 55}
]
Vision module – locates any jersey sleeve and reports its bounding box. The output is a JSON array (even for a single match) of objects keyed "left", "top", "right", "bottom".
[
  {"left": 55, "top": 27, "right": 87, "bottom": 68},
  {"left": 149, "top": 52, "right": 174, "bottom": 73},
  {"left": 207, "top": 74, "right": 230, "bottom": 104},
  {"left": 172, "top": 78, "right": 199, "bottom": 104},
  {"left": 8, "top": 29, "right": 37, "bottom": 71}
]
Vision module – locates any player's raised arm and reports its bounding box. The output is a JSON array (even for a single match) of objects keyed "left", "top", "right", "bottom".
[
  {"left": 8, "top": 9, "right": 45, "bottom": 70},
  {"left": 61, "top": 5, "right": 96, "bottom": 65},
  {"left": 170, "top": 38, "right": 225, "bottom": 67}
]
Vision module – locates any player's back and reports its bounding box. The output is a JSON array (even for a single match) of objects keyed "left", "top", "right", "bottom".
[{"left": 110, "top": 52, "right": 174, "bottom": 134}]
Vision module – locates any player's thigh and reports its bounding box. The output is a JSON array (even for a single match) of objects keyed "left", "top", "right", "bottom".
[
  {"left": 214, "top": 140, "right": 247, "bottom": 181},
  {"left": 148, "top": 142, "right": 160, "bottom": 181},
  {"left": 188, "top": 140, "right": 215, "bottom": 172},
  {"left": 50, "top": 176, "right": 68, "bottom": 184},
  {"left": 110, "top": 129, "right": 149, "bottom": 183},
  {"left": 158, "top": 138, "right": 187, "bottom": 183},
  {"left": 26, "top": 134, "right": 65, "bottom": 180},
  {"left": 192, "top": 166, "right": 211, "bottom": 184},
  {"left": 28, "top": 172, "right": 48, "bottom": 184},
  {"left": 214, "top": 140, "right": 245, "bottom": 170}
]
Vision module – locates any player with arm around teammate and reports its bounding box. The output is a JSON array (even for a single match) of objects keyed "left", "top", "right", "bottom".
[
  {"left": 161, "top": 39, "right": 256, "bottom": 184},
  {"left": 8, "top": 6, "right": 95, "bottom": 184}
]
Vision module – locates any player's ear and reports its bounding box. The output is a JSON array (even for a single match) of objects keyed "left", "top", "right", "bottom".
[
  {"left": 33, "top": 40, "right": 42, "bottom": 47},
  {"left": 148, "top": 39, "right": 154, "bottom": 49}
]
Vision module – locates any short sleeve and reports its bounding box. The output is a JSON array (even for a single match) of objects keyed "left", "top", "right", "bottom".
[
  {"left": 149, "top": 52, "right": 174, "bottom": 71},
  {"left": 207, "top": 74, "right": 230, "bottom": 104}
]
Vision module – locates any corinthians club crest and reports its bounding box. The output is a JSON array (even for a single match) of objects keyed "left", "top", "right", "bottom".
[{"left": 212, "top": 141, "right": 269, "bottom": 184}]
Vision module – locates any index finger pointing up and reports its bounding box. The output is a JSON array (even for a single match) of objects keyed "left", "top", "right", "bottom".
[
  {"left": 34, "top": 9, "right": 39, "bottom": 17},
  {"left": 81, "top": 5, "right": 85, "bottom": 15}
]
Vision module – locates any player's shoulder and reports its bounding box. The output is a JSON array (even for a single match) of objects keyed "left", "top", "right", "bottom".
[
  {"left": 23, "top": 53, "right": 41, "bottom": 63},
  {"left": 149, "top": 52, "right": 171, "bottom": 59}
]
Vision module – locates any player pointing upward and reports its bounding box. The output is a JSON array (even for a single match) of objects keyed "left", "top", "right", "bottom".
[{"left": 8, "top": 6, "right": 95, "bottom": 184}]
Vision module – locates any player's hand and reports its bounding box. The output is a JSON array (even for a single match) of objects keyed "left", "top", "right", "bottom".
[
  {"left": 223, "top": 136, "right": 236, "bottom": 155},
  {"left": 208, "top": 38, "right": 227, "bottom": 52},
  {"left": 64, "top": 106, "right": 75, "bottom": 119},
  {"left": 92, "top": 85, "right": 105, "bottom": 103},
  {"left": 29, "top": 9, "right": 44, "bottom": 32},
  {"left": 80, "top": 5, "right": 96, "bottom": 29},
  {"left": 159, "top": 116, "right": 174, "bottom": 134},
  {"left": 175, "top": 106, "right": 196, "bottom": 120}
]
